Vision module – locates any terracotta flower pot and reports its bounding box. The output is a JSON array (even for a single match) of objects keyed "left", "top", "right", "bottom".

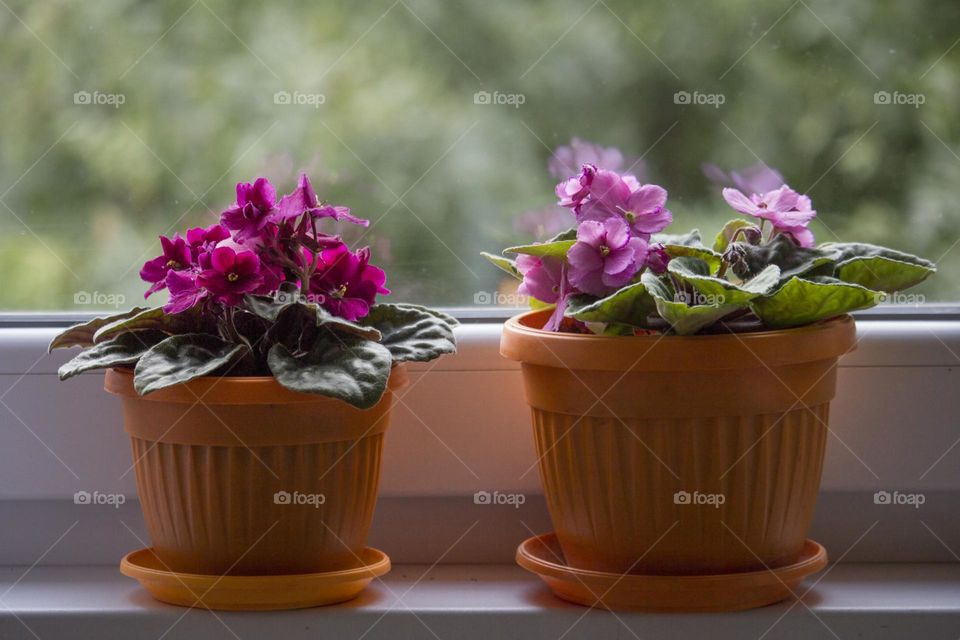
[
  {"left": 501, "top": 309, "right": 855, "bottom": 575},
  {"left": 105, "top": 365, "right": 407, "bottom": 576}
]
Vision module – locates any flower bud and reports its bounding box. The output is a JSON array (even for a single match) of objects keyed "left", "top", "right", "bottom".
[{"left": 741, "top": 226, "right": 762, "bottom": 244}]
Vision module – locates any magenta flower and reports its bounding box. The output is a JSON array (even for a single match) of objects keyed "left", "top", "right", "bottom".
[
  {"left": 220, "top": 177, "right": 277, "bottom": 243},
  {"left": 163, "top": 271, "right": 206, "bottom": 314},
  {"left": 197, "top": 246, "right": 264, "bottom": 305},
  {"left": 516, "top": 254, "right": 565, "bottom": 304},
  {"left": 186, "top": 223, "right": 230, "bottom": 260},
  {"left": 567, "top": 218, "right": 648, "bottom": 296},
  {"left": 277, "top": 174, "right": 369, "bottom": 226},
  {"left": 722, "top": 185, "right": 816, "bottom": 232},
  {"left": 308, "top": 243, "right": 389, "bottom": 321},
  {"left": 140, "top": 234, "right": 193, "bottom": 298}
]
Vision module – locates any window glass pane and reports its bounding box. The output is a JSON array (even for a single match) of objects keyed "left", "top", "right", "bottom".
[{"left": 0, "top": 1, "right": 956, "bottom": 310}]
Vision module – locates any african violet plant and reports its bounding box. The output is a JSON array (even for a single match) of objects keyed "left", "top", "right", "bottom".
[
  {"left": 484, "top": 142, "right": 936, "bottom": 335},
  {"left": 51, "top": 174, "right": 457, "bottom": 408}
]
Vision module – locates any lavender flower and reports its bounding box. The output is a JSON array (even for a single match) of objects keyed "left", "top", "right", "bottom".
[{"left": 567, "top": 218, "right": 647, "bottom": 296}]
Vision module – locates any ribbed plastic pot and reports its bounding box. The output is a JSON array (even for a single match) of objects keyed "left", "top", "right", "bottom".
[
  {"left": 105, "top": 365, "right": 407, "bottom": 576},
  {"left": 501, "top": 309, "right": 856, "bottom": 575}
]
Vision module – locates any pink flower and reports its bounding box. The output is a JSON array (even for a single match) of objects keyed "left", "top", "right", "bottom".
[
  {"left": 557, "top": 166, "right": 672, "bottom": 240},
  {"left": 722, "top": 185, "right": 816, "bottom": 230},
  {"left": 308, "top": 243, "right": 389, "bottom": 321},
  {"left": 140, "top": 234, "right": 193, "bottom": 298},
  {"left": 197, "top": 246, "right": 264, "bottom": 305},
  {"left": 556, "top": 164, "right": 595, "bottom": 208},
  {"left": 516, "top": 255, "right": 565, "bottom": 304},
  {"left": 578, "top": 181, "right": 672, "bottom": 239},
  {"left": 779, "top": 195, "right": 816, "bottom": 248},
  {"left": 220, "top": 177, "right": 277, "bottom": 243},
  {"left": 567, "top": 218, "right": 647, "bottom": 296}
]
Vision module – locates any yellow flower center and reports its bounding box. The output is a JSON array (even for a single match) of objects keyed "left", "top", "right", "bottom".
[
  {"left": 227, "top": 272, "right": 239, "bottom": 282},
  {"left": 332, "top": 284, "right": 348, "bottom": 299},
  {"left": 599, "top": 245, "right": 611, "bottom": 257}
]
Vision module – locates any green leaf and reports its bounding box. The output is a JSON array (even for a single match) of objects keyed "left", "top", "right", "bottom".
[
  {"left": 547, "top": 228, "right": 577, "bottom": 242},
  {"left": 835, "top": 256, "right": 935, "bottom": 293},
  {"left": 246, "top": 293, "right": 381, "bottom": 342},
  {"left": 652, "top": 229, "right": 703, "bottom": 247},
  {"left": 658, "top": 233, "right": 723, "bottom": 272},
  {"left": 93, "top": 306, "right": 203, "bottom": 343},
  {"left": 58, "top": 330, "right": 167, "bottom": 381},
  {"left": 564, "top": 282, "right": 657, "bottom": 326},
  {"left": 750, "top": 276, "right": 879, "bottom": 329},
  {"left": 642, "top": 272, "right": 743, "bottom": 335},
  {"left": 315, "top": 305, "right": 382, "bottom": 341},
  {"left": 360, "top": 303, "right": 457, "bottom": 362},
  {"left": 820, "top": 242, "right": 937, "bottom": 267},
  {"left": 133, "top": 334, "right": 250, "bottom": 395},
  {"left": 387, "top": 303, "right": 459, "bottom": 329},
  {"left": 818, "top": 243, "right": 936, "bottom": 292},
  {"left": 503, "top": 239, "right": 575, "bottom": 258},
  {"left": 735, "top": 234, "right": 838, "bottom": 281},
  {"left": 480, "top": 252, "right": 521, "bottom": 280},
  {"left": 668, "top": 257, "right": 780, "bottom": 305},
  {"left": 713, "top": 219, "right": 757, "bottom": 253},
  {"left": 267, "top": 338, "right": 393, "bottom": 409},
  {"left": 49, "top": 308, "right": 148, "bottom": 351}
]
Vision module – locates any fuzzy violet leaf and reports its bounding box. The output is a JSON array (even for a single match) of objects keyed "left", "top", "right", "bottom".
[
  {"left": 750, "top": 276, "right": 879, "bottom": 329},
  {"left": 564, "top": 282, "right": 657, "bottom": 326},
  {"left": 58, "top": 330, "right": 168, "bottom": 381},
  {"left": 654, "top": 230, "right": 724, "bottom": 273},
  {"left": 133, "top": 334, "right": 251, "bottom": 395},
  {"left": 503, "top": 238, "right": 576, "bottom": 258},
  {"left": 668, "top": 257, "right": 780, "bottom": 305},
  {"left": 734, "top": 234, "right": 838, "bottom": 281},
  {"left": 818, "top": 242, "right": 936, "bottom": 292},
  {"left": 480, "top": 252, "right": 522, "bottom": 280},
  {"left": 713, "top": 219, "right": 759, "bottom": 253},
  {"left": 244, "top": 290, "right": 381, "bottom": 342},
  {"left": 652, "top": 229, "right": 704, "bottom": 247},
  {"left": 641, "top": 272, "right": 744, "bottom": 335},
  {"left": 92, "top": 306, "right": 204, "bottom": 343},
  {"left": 360, "top": 303, "right": 458, "bottom": 363},
  {"left": 267, "top": 337, "right": 393, "bottom": 409},
  {"left": 49, "top": 307, "right": 148, "bottom": 351}
]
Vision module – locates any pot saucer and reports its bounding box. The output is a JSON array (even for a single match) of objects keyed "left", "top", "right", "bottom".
[
  {"left": 516, "top": 533, "right": 826, "bottom": 612},
  {"left": 120, "top": 547, "right": 390, "bottom": 611}
]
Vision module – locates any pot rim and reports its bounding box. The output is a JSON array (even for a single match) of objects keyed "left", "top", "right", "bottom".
[
  {"left": 105, "top": 363, "right": 408, "bottom": 406},
  {"left": 501, "top": 308, "right": 856, "bottom": 371}
]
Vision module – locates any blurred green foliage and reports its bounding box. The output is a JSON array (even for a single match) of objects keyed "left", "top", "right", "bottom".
[{"left": 0, "top": 0, "right": 957, "bottom": 309}]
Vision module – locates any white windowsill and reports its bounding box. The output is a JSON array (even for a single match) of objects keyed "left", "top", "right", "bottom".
[
  {"left": 0, "top": 317, "right": 957, "bottom": 636},
  {"left": 1, "top": 563, "right": 959, "bottom": 639}
]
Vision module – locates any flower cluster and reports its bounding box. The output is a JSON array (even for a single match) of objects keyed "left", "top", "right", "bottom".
[
  {"left": 140, "top": 174, "right": 389, "bottom": 322},
  {"left": 513, "top": 164, "right": 673, "bottom": 329}
]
